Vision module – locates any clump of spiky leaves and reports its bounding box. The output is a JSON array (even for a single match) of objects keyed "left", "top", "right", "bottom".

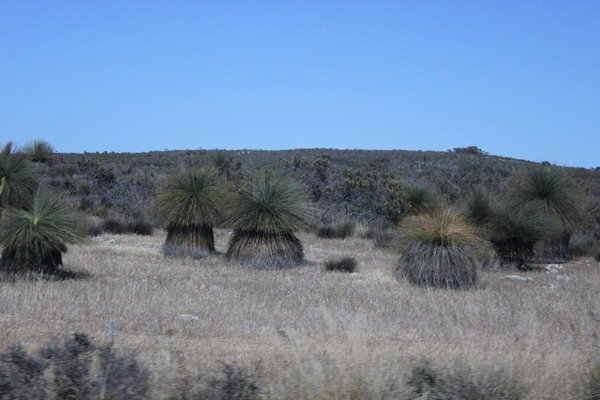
[
  {"left": 0, "top": 142, "right": 38, "bottom": 210},
  {"left": 464, "top": 188, "right": 496, "bottom": 228},
  {"left": 404, "top": 184, "right": 438, "bottom": 215},
  {"left": 0, "top": 191, "right": 84, "bottom": 272},
  {"left": 508, "top": 167, "right": 583, "bottom": 261},
  {"left": 396, "top": 208, "right": 488, "bottom": 289},
  {"left": 487, "top": 204, "right": 557, "bottom": 269},
  {"left": 24, "top": 140, "right": 55, "bottom": 163},
  {"left": 155, "top": 168, "right": 222, "bottom": 258},
  {"left": 225, "top": 174, "right": 312, "bottom": 268}
]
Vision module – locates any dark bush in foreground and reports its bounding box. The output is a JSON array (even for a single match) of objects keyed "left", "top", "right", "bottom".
[
  {"left": 396, "top": 208, "right": 488, "bottom": 289},
  {"left": 0, "top": 333, "right": 150, "bottom": 399},
  {"left": 324, "top": 257, "right": 357, "bottom": 273},
  {"left": 406, "top": 359, "right": 527, "bottom": 399},
  {"left": 316, "top": 221, "right": 355, "bottom": 239}
]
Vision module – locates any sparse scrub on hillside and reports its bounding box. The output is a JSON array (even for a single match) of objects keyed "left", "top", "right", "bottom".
[
  {"left": 324, "top": 257, "right": 357, "bottom": 273},
  {"left": 225, "top": 174, "right": 312, "bottom": 268},
  {"left": 156, "top": 168, "right": 222, "bottom": 258},
  {"left": 568, "top": 231, "right": 598, "bottom": 257},
  {"left": 396, "top": 208, "right": 488, "bottom": 289},
  {"left": 0, "top": 191, "right": 84, "bottom": 273}
]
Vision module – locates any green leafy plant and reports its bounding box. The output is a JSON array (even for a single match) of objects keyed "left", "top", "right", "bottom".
[
  {"left": 0, "top": 142, "right": 38, "bottom": 211},
  {"left": 324, "top": 256, "right": 357, "bottom": 273},
  {"left": 404, "top": 184, "right": 438, "bottom": 215},
  {"left": 155, "top": 168, "right": 222, "bottom": 258},
  {"left": 0, "top": 191, "right": 84, "bottom": 272},
  {"left": 225, "top": 173, "right": 312, "bottom": 268},
  {"left": 396, "top": 208, "right": 488, "bottom": 289},
  {"left": 25, "top": 140, "right": 55, "bottom": 163}
]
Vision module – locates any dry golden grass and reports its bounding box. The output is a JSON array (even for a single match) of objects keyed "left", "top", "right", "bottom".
[{"left": 1, "top": 230, "right": 599, "bottom": 398}]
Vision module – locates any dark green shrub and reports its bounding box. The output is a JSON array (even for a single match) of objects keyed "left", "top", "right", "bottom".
[
  {"left": 404, "top": 184, "right": 438, "bottom": 215},
  {"left": 156, "top": 168, "right": 222, "bottom": 258},
  {"left": 316, "top": 220, "right": 355, "bottom": 239},
  {"left": 567, "top": 232, "right": 598, "bottom": 257},
  {"left": 0, "top": 344, "right": 48, "bottom": 399},
  {"left": 203, "top": 362, "right": 260, "bottom": 400},
  {"left": 127, "top": 220, "right": 154, "bottom": 236},
  {"left": 324, "top": 257, "right": 357, "bottom": 273},
  {"left": 103, "top": 218, "right": 128, "bottom": 234},
  {"left": 396, "top": 208, "right": 488, "bottom": 289},
  {"left": 25, "top": 140, "right": 55, "bottom": 163},
  {"left": 225, "top": 174, "right": 312, "bottom": 268},
  {"left": 0, "top": 142, "right": 38, "bottom": 211},
  {"left": 0, "top": 191, "right": 84, "bottom": 272}
]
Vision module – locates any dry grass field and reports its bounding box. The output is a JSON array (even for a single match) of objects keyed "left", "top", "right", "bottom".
[{"left": 1, "top": 231, "right": 599, "bottom": 398}]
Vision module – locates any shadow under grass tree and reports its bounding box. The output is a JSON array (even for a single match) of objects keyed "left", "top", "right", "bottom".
[
  {"left": 225, "top": 173, "right": 312, "bottom": 268},
  {"left": 0, "top": 191, "right": 84, "bottom": 273},
  {"left": 155, "top": 168, "right": 222, "bottom": 259},
  {"left": 508, "top": 167, "right": 583, "bottom": 262},
  {"left": 396, "top": 207, "right": 489, "bottom": 289}
]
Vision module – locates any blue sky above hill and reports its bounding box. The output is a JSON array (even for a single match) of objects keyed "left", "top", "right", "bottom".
[{"left": 1, "top": 1, "right": 599, "bottom": 167}]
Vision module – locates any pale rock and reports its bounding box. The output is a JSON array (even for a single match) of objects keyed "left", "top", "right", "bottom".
[{"left": 504, "top": 275, "right": 533, "bottom": 282}]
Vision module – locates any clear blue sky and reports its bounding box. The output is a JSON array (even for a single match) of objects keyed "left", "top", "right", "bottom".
[{"left": 1, "top": 1, "right": 599, "bottom": 167}]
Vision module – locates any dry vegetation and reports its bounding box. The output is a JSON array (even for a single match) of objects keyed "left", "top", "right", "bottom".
[{"left": 1, "top": 230, "right": 599, "bottom": 398}]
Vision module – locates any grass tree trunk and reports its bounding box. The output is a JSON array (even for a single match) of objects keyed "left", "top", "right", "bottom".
[
  {"left": 163, "top": 225, "right": 215, "bottom": 259},
  {"left": 226, "top": 230, "right": 303, "bottom": 268},
  {"left": 1, "top": 245, "right": 65, "bottom": 272}
]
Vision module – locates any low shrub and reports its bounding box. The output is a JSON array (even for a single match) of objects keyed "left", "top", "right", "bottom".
[
  {"left": 324, "top": 257, "right": 357, "bottom": 273},
  {"left": 568, "top": 231, "right": 599, "bottom": 257},
  {"left": 85, "top": 216, "right": 104, "bottom": 236},
  {"left": 583, "top": 361, "right": 600, "bottom": 400},
  {"left": 405, "top": 359, "right": 528, "bottom": 399},
  {"left": 0, "top": 333, "right": 150, "bottom": 399},
  {"left": 316, "top": 221, "right": 355, "bottom": 239},
  {"left": 127, "top": 220, "right": 154, "bottom": 236},
  {"left": 102, "top": 218, "right": 153, "bottom": 236},
  {"left": 102, "top": 218, "right": 128, "bottom": 234}
]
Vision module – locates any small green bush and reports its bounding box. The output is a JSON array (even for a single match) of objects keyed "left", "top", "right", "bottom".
[
  {"left": 324, "top": 257, "right": 357, "bottom": 273},
  {"left": 102, "top": 218, "right": 128, "bottom": 234},
  {"left": 127, "top": 220, "right": 153, "bottom": 236},
  {"left": 316, "top": 220, "right": 355, "bottom": 239}
]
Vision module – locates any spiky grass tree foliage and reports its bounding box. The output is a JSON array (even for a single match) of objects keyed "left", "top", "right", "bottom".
[
  {"left": 225, "top": 174, "right": 312, "bottom": 268},
  {"left": 396, "top": 208, "right": 488, "bottom": 289},
  {"left": 155, "top": 168, "right": 222, "bottom": 258},
  {"left": 508, "top": 167, "right": 583, "bottom": 261},
  {"left": 464, "top": 189, "right": 496, "bottom": 228},
  {"left": 0, "top": 192, "right": 83, "bottom": 272},
  {"left": 25, "top": 140, "right": 55, "bottom": 163},
  {"left": 0, "top": 142, "right": 38, "bottom": 211},
  {"left": 404, "top": 184, "right": 438, "bottom": 215},
  {"left": 487, "top": 205, "right": 557, "bottom": 269}
]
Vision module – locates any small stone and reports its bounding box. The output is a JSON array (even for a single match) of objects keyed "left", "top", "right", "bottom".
[
  {"left": 179, "top": 314, "right": 200, "bottom": 322},
  {"left": 556, "top": 276, "right": 571, "bottom": 282}
]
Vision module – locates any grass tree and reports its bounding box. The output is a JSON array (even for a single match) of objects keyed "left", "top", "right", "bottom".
[
  {"left": 508, "top": 167, "right": 582, "bottom": 261},
  {"left": 396, "top": 207, "right": 488, "bottom": 289},
  {"left": 0, "top": 142, "right": 38, "bottom": 211},
  {"left": 404, "top": 184, "right": 438, "bottom": 215},
  {"left": 0, "top": 191, "right": 83, "bottom": 272},
  {"left": 225, "top": 173, "right": 312, "bottom": 268},
  {"left": 155, "top": 168, "right": 222, "bottom": 258},
  {"left": 25, "top": 140, "right": 55, "bottom": 163}
]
